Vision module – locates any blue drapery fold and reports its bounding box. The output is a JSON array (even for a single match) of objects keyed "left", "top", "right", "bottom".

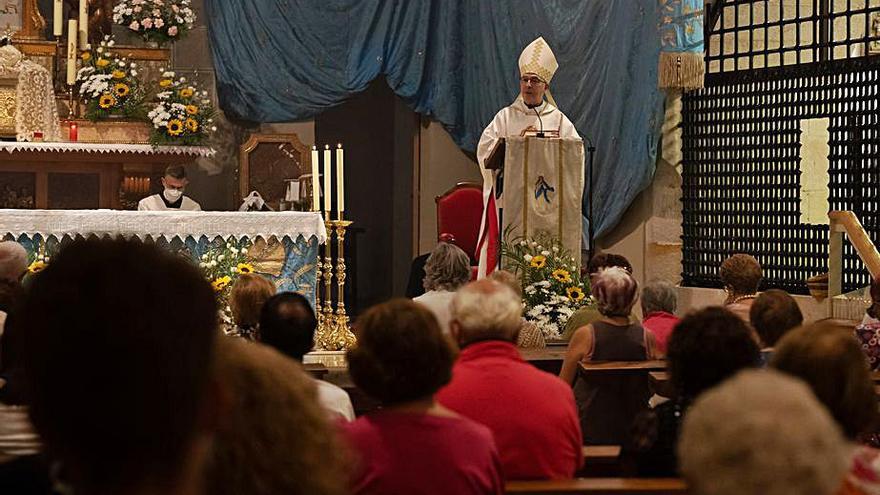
[{"left": 205, "top": 0, "right": 664, "bottom": 238}]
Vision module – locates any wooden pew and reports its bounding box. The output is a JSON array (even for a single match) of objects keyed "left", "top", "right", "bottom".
[
  {"left": 579, "top": 361, "right": 667, "bottom": 374},
  {"left": 505, "top": 478, "right": 686, "bottom": 494},
  {"left": 579, "top": 446, "right": 622, "bottom": 477}
]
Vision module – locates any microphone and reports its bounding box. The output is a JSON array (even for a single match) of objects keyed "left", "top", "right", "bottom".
[{"left": 526, "top": 101, "right": 545, "bottom": 138}]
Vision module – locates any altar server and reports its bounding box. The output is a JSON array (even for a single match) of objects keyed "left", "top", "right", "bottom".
[
  {"left": 138, "top": 165, "right": 202, "bottom": 211},
  {"left": 475, "top": 37, "right": 581, "bottom": 278}
]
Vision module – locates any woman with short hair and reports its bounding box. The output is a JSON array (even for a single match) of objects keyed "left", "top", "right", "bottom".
[
  {"left": 342, "top": 299, "right": 503, "bottom": 495},
  {"left": 413, "top": 241, "right": 472, "bottom": 335},
  {"left": 720, "top": 253, "right": 763, "bottom": 323},
  {"left": 559, "top": 267, "right": 658, "bottom": 445},
  {"left": 228, "top": 273, "right": 275, "bottom": 340}
]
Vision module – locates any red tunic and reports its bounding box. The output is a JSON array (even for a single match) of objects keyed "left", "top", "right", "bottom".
[
  {"left": 642, "top": 311, "right": 681, "bottom": 354},
  {"left": 436, "top": 340, "right": 583, "bottom": 480},
  {"left": 341, "top": 410, "right": 504, "bottom": 495}
]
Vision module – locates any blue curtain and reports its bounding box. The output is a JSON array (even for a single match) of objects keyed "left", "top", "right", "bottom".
[{"left": 205, "top": 0, "right": 664, "bottom": 238}]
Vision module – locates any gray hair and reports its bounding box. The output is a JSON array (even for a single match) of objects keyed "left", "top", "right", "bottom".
[
  {"left": 0, "top": 241, "right": 27, "bottom": 282},
  {"left": 679, "top": 369, "right": 849, "bottom": 495},
  {"left": 451, "top": 280, "right": 522, "bottom": 344},
  {"left": 641, "top": 280, "right": 677, "bottom": 315},
  {"left": 423, "top": 242, "right": 471, "bottom": 292}
]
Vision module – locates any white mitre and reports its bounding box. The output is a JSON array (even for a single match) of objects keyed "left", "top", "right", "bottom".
[{"left": 518, "top": 36, "right": 558, "bottom": 83}]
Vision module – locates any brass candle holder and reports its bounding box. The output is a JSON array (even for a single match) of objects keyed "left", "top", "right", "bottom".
[{"left": 314, "top": 215, "right": 356, "bottom": 351}]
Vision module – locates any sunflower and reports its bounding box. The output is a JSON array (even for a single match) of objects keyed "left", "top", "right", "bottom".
[
  {"left": 98, "top": 94, "right": 116, "bottom": 108},
  {"left": 566, "top": 286, "right": 586, "bottom": 302},
  {"left": 27, "top": 260, "right": 47, "bottom": 273},
  {"left": 530, "top": 254, "right": 547, "bottom": 269},
  {"left": 185, "top": 118, "right": 199, "bottom": 132},
  {"left": 185, "top": 104, "right": 199, "bottom": 115},
  {"left": 111, "top": 70, "right": 126, "bottom": 79},
  {"left": 159, "top": 79, "right": 173, "bottom": 88},
  {"left": 236, "top": 263, "right": 255, "bottom": 274},
  {"left": 95, "top": 58, "right": 110, "bottom": 68},
  {"left": 212, "top": 275, "right": 232, "bottom": 292},
  {"left": 167, "top": 119, "right": 184, "bottom": 136},
  {"left": 114, "top": 83, "right": 130, "bottom": 97},
  {"left": 179, "top": 87, "right": 194, "bottom": 98},
  {"left": 80, "top": 51, "right": 91, "bottom": 61},
  {"left": 551, "top": 268, "right": 572, "bottom": 283}
]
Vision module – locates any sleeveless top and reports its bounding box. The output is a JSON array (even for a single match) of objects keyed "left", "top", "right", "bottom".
[{"left": 573, "top": 321, "right": 650, "bottom": 445}]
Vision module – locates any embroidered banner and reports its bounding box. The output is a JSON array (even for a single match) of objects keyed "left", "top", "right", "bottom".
[{"left": 658, "top": 0, "right": 705, "bottom": 90}]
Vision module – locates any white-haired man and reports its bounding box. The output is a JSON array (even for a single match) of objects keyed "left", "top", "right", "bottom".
[
  {"left": 475, "top": 37, "right": 582, "bottom": 278},
  {"left": 0, "top": 241, "right": 26, "bottom": 283},
  {"left": 436, "top": 280, "right": 582, "bottom": 480}
]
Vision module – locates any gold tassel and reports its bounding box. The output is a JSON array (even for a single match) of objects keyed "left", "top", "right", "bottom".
[{"left": 658, "top": 52, "right": 704, "bottom": 90}]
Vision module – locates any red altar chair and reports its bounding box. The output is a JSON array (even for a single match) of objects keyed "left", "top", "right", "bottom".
[{"left": 435, "top": 182, "right": 483, "bottom": 272}]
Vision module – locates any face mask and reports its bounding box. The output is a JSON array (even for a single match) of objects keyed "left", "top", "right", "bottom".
[{"left": 164, "top": 188, "right": 183, "bottom": 201}]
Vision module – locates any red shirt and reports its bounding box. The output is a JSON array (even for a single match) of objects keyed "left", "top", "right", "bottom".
[
  {"left": 436, "top": 341, "right": 583, "bottom": 480},
  {"left": 341, "top": 410, "right": 504, "bottom": 495},
  {"left": 642, "top": 311, "right": 680, "bottom": 354}
]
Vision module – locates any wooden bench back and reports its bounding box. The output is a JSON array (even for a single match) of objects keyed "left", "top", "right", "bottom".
[{"left": 505, "top": 478, "right": 686, "bottom": 494}]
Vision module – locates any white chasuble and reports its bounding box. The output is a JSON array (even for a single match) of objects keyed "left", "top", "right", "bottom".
[
  {"left": 474, "top": 97, "right": 581, "bottom": 277},
  {"left": 137, "top": 193, "right": 202, "bottom": 211}
]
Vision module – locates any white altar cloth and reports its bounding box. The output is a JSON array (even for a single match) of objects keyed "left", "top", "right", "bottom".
[
  {"left": 0, "top": 209, "right": 327, "bottom": 244},
  {"left": 0, "top": 142, "right": 215, "bottom": 157}
]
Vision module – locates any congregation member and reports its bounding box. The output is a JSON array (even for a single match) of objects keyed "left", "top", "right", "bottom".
[
  {"left": 437, "top": 280, "right": 581, "bottom": 479},
  {"left": 855, "top": 278, "right": 880, "bottom": 370},
  {"left": 228, "top": 273, "right": 275, "bottom": 340},
  {"left": 627, "top": 307, "right": 761, "bottom": 477},
  {"left": 771, "top": 323, "right": 880, "bottom": 494},
  {"left": 487, "top": 270, "right": 545, "bottom": 348},
  {"left": 406, "top": 232, "right": 459, "bottom": 298},
  {"left": 259, "top": 292, "right": 354, "bottom": 421},
  {"left": 749, "top": 289, "right": 803, "bottom": 362},
  {"left": 343, "top": 299, "right": 503, "bottom": 495},
  {"left": 562, "top": 252, "right": 634, "bottom": 340},
  {"left": 679, "top": 369, "right": 850, "bottom": 495},
  {"left": 413, "top": 241, "right": 471, "bottom": 335},
  {"left": 137, "top": 165, "right": 202, "bottom": 211},
  {"left": 639, "top": 280, "right": 680, "bottom": 355},
  {"left": 0, "top": 241, "right": 26, "bottom": 337},
  {"left": 559, "top": 266, "right": 658, "bottom": 445},
  {"left": 205, "top": 337, "right": 346, "bottom": 495},
  {"left": 720, "top": 253, "right": 763, "bottom": 323},
  {"left": 19, "top": 239, "right": 219, "bottom": 495}
]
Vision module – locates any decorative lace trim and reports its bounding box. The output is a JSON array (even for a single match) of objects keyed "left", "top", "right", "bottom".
[
  {"left": 0, "top": 209, "right": 327, "bottom": 244},
  {"left": 0, "top": 142, "right": 215, "bottom": 156}
]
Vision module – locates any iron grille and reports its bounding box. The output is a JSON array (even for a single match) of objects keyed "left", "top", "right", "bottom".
[{"left": 682, "top": 1, "right": 880, "bottom": 294}]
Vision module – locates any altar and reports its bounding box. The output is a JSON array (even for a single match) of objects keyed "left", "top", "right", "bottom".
[{"left": 0, "top": 209, "right": 326, "bottom": 307}]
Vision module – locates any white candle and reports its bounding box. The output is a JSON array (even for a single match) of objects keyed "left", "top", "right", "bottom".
[
  {"left": 66, "top": 20, "right": 77, "bottom": 85},
  {"left": 53, "top": 0, "right": 62, "bottom": 37},
  {"left": 78, "top": 0, "right": 88, "bottom": 49},
  {"left": 323, "top": 145, "right": 332, "bottom": 213},
  {"left": 311, "top": 146, "right": 320, "bottom": 211},
  {"left": 336, "top": 144, "right": 344, "bottom": 215}
]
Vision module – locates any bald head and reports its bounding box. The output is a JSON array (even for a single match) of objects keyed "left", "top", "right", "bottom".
[
  {"left": 450, "top": 280, "right": 522, "bottom": 347},
  {"left": 0, "top": 241, "right": 27, "bottom": 282}
]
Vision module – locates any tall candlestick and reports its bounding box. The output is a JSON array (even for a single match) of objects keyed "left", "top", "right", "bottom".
[
  {"left": 53, "top": 0, "right": 63, "bottom": 37},
  {"left": 311, "top": 146, "right": 320, "bottom": 211},
  {"left": 336, "top": 143, "right": 344, "bottom": 217},
  {"left": 66, "top": 20, "right": 77, "bottom": 85},
  {"left": 323, "top": 145, "right": 332, "bottom": 212},
  {"left": 78, "top": 0, "right": 88, "bottom": 49}
]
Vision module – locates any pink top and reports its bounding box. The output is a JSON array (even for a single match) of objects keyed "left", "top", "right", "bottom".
[
  {"left": 341, "top": 410, "right": 504, "bottom": 495},
  {"left": 437, "top": 341, "right": 583, "bottom": 480},
  {"left": 642, "top": 311, "right": 680, "bottom": 355}
]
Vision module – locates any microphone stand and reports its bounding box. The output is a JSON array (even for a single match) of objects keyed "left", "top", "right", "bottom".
[{"left": 584, "top": 135, "right": 597, "bottom": 261}]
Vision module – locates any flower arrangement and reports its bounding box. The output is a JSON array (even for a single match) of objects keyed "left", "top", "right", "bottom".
[
  {"left": 24, "top": 238, "right": 52, "bottom": 274},
  {"left": 199, "top": 239, "right": 255, "bottom": 331},
  {"left": 148, "top": 70, "right": 216, "bottom": 145},
  {"left": 113, "top": 0, "right": 196, "bottom": 45},
  {"left": 501, "top": 231, "right": 592, "bottom": 340},
  {"left": 76, "top": 36, "right": 146, "bottom": 121}
]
